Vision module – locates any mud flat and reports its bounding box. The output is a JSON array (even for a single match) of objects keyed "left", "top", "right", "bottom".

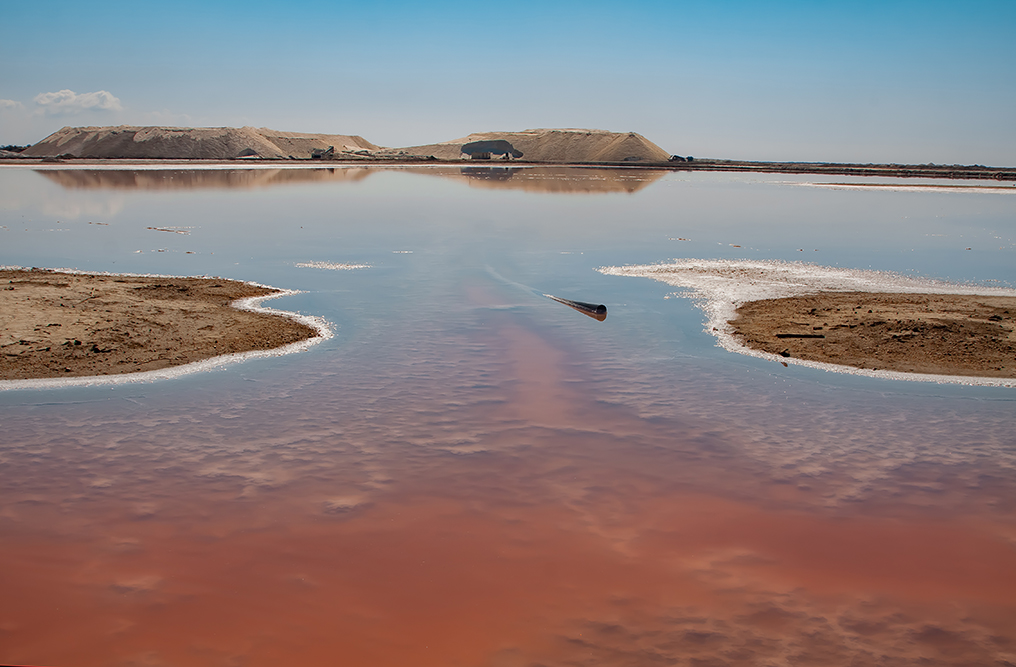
[
  {"left": 600, "top": 259, "right": 1016, "bottom": 385},
  {"left": 731, "top": 292, "right": 1016, "bottom": 378},
  {"left": 0, "top": 269, "right": 323, "bottom": 383}
]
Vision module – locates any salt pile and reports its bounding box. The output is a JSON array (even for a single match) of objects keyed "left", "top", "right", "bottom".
[
  {"left": 388, "top": 128, "right": 670, "bottom": 163},
  {"left": 22, "top": 126, "right": 378, "bottom": 159}
]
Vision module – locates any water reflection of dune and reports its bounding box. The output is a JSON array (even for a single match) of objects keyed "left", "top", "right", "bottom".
[
  {"left": 418, "top": 165, "right": 666, "bottom": 194},
  {"left": 36, "top": 165, "right": 665, "bottom": 194},
  {"left": 36, "top": 167, "right": 374, "bottom": 190},
  {"left": 40, "top": 197, "right": 125, "bottom": 219}
]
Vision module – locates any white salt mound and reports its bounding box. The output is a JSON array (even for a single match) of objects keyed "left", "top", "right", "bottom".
[
  {"left": 387, "top": 128, "right": 670, "bottom": 163},
  {"left": 23, "top": 126, "right": 378, "bottom": 160}
]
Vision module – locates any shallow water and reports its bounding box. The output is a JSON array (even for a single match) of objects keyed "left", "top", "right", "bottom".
[{"left": 2, "top": 165, "right": 1015, "bottom": 666}]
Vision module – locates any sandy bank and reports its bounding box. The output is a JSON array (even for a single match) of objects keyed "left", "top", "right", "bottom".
[
  {"left": 731, "top": 292, "right": 1016, "bottom": 378},
  {"left": 0, "top": 269, "right": 321, "bottom": 381}
]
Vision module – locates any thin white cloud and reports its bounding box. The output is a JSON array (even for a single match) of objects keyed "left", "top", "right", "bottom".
[
  {"left": 0, "top": 99, "right": 24, "bottom": 110},
  {"left": 33, "top": 89, "right": 122, "bottom": 115}
]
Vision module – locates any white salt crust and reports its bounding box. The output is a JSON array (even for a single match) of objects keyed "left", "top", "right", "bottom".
[
  {"left": 0, "top": 267, "right": 333, "bottom": 391},
  {"left": 598, "top": 259, "right": 1016, "bottom": 387},
  {"left": 798, "top": 182, "right": 1016, "bottom": 194},
  {"left": 295, "top": 261, "right": 370, "bottom": 270}
]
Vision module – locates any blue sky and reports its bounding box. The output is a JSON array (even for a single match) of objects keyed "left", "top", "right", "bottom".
[{"left": 2, "top": 0, "right": 1014, "bottom": 164}]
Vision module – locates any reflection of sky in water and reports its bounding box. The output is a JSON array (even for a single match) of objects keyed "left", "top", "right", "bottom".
[{"left": 1, "top": 166, "right": 1015, "bottom": 666}]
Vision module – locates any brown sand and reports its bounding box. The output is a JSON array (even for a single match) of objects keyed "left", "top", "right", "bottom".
[
  {"left": 730, "top": 292, "right": 1016, "bottom": 378},
  {"left": 0, "top": 269, "right": 318, "bottom": 380}
]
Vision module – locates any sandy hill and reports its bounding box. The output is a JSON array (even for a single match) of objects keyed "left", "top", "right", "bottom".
[
  {"left": 387, "top": 129, "right": 670, "bottom": 163},
  {"left": 23, "top": 126, "right": 378, "bottom": 159}
]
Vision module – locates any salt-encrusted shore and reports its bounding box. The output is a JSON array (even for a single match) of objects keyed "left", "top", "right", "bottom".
[{"left": 599, "top": 259, "right": 1016, "bottom": 386}]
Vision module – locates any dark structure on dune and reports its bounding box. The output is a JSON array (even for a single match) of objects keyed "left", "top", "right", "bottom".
[{"left": 461, "top": 139, "right": 523, "bottom": 160}]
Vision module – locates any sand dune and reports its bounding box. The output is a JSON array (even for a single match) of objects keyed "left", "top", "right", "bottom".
[
  {"left": 22, "top": 126, "right": 378, "bottom": 159},
  {"left": 384, "top": 128, "right": 671, "bottom": 163}
]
